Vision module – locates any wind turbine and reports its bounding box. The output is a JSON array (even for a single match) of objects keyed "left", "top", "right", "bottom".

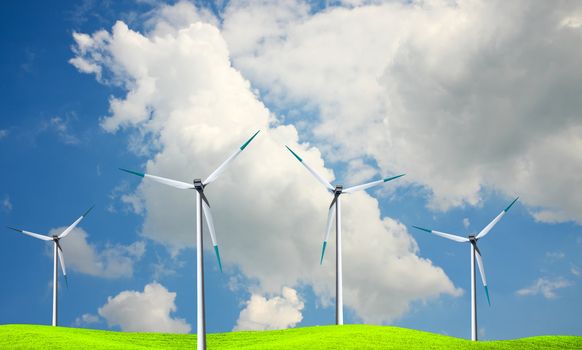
[
  {"left": 285, "top": 145, "right": 404, "bottom": 325},
  {"left": 412, "top": 197, "right": 519, "bottom": 341},
  {"left": 7, "top": 205, "right": 94, "bottom": 326},
  {"left": 121, "top": 130, "right": 259, "bottom": 350}
]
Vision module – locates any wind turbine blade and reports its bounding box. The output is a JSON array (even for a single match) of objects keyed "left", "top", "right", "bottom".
[
  {"left": 58, "top": 205, "right": 94, "bottom": 239},
  {"left": 202, "top": 200, "right": 222, "bottom": 272},
  {"left": 7, "top": 227, "right": 52, "bottom": 241},
  {"left": 203, "top": 130, "right": 260, "bottom": 186},
  {"left": 285, "top": 146, "right": 334, "bottom": 191},
  {"left": 476, "top": 197, "right": 519, "bottom": 240},
  {"left": 56, "top": 243, "right": 68, "bottom": 288},
  {"left": 412, "top": 225, "right": 469, "bottom": 243},
  {"left": 321, "top": 200, "right": 336, "bottom": 264},
  {"left": 120, "top": 168, "right": 194, "bottom": 189},
  {"left": 474, "top": 247, "right": 490, "bottom": 306},
  {"left": 342, "top": 174, "right": 405, "bottom": 193}
]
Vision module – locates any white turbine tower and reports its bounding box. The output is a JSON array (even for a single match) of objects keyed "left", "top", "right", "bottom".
[
  {"left": 8, "top": 205, "right": 94, "bottom": 326},
  {"left": 121, "top": 130, "right": 259, "bottom": 350},
  {"left": 285, "top": 145, "right": 404, "bottom": 325},
  {"left": 412, "top": 197, "right": 519, "bottom": 341}
]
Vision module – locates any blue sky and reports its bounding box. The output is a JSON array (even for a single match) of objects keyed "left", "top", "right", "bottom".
[{"left": 1, "top": 0, "right": 581, "bottom": 341}]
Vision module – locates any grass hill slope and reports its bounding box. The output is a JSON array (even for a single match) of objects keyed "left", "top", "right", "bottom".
[{"left": 1, "top": 324, "right": 581, "bottom": 349}]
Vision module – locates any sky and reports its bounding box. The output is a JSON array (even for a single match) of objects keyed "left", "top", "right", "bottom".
[{"left": 1, "top": 0, "right": 581, "bottom": 341}]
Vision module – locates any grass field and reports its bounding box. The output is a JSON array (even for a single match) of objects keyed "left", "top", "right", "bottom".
[{"left": 1, "top": 324, "right": 581, "bottom": 349}]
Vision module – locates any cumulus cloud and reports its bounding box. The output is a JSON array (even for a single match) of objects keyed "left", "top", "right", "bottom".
[
  {"left": 73, "top": 313, "right": 101, "bottom": 327},
  {"left": 516, "top": 277, "right": 573, "bottom": 299},
  {"left": 70, "top": 4, "right": 461, "bottom": 324},
  {"left": 107, "top": 181, "right": 146, "bottom": 214},
  {"left": 69, "top": 32, "right": 104, "bottom": 79},
  {"left": 98, "top": 282, "right": 191, "bottom": 333},
  {"left": 222, "top": 0, "right": 582, "bottom": 224},
  {"left": 50, "top": 226, "right": 146, "bottom": 279},
  {"left": 151, "top": 259, "right": 179, "bottom": 280},
  {"left": 234, "top": 287, "right": 304, "bottom": 331},
  {"left": 41, "top": 116, "right": 80, "bottom": 145}
]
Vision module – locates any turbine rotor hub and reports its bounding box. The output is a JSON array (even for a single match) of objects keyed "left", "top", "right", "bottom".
[
  {"left": 334, "top": 185, "right": 343, "bottom": 195},
  {"left": 193, "top": 179, "right": 204, "bottom": 191}
]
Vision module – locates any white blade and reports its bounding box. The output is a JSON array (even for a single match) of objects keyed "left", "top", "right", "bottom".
[
  {"left": 145, "top": 173, "right": 194, "bottom": 189},
  {"left": 412, "top": 226, "right": 469, "bottom": 243},
  {"left": 57, "top": 246, "right": 67, "bottom": 277},
  {"left": 202, "top": 201, "right": 218, "bottom": 247},
  {"left": 320, "top": 200, "right": 336, "bottom": 264},
  {"left": 203, "top": 149, "right": 240, "bottom": 186},
  {"left": 343, "top": 174, "right": 405, "bottom": 193},
  {"left": 324, "top": 202, "right": 336, "bottom": 243},
  {"left": 476, "top": 211, "right": 505, "bottom": 240},
  {"left": 474, "top": 247, "right": 491, "bottom": 305},
  {"left": 203, "top": 130, "right": 260, "bottom": 186},
  {"left": 286, "top": 146, "right": 334, "bottom": 191},
  {"left": 57, "top": 244, "right": 68, "bottom": 287},
  {"left": 58, "top": 205, "right": 94, "bottom": 239},
  {"left": 7, "top": 227, "right": 52, "bottom": 241},
  {"left": 475, "top": 249, "right": 487, "bottom": 287},
  {"left": 120, "top": 168, "right": 194, "bottom": 189},
  {"left": 202, "top": 200, "right": 223, "bottom": 272},
  {"left": 476, "top": 197, "right": 519, "bottom": 240}
]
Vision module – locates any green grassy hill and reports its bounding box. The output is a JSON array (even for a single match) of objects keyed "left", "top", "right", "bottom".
[{"left": 1, "top": 324, "right": 581, "bottom": 349}]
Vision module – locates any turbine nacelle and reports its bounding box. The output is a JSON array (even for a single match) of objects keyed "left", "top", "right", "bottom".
[
  {"left": 333, "top": 185, "right": 343, "bottom": 195},
  {"left": 193, "top": 178, "right": 204, "bottom": 191}
]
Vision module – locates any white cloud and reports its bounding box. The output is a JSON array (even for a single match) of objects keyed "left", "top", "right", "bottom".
[
  {"left": 571, "top": 265, "right": 580, "bottom": 277},
  {"left": 38, "top": 116, "right": 80, "bottom": 145},
  {"left": 150, "top": 254, "right": 183, "bottom": 280},
  {"left": 70, "top": 6, "right": 462, "bottom": 324},
  {"left": 51, "top": 116, "right": 80, "bottom": 144},
  {"left": 144, "top": 0, "right": 218, "bottom": 36},
  {"left": 344, "top": 159, "right": 379, "bottom": 187},
  {"left": 121, "top": 193, "right": 145, "bottom": 214},
  {"left": 73, "top": 313, "right": 100, "bottom": 327},
  {"left": 2, "top": 195, "right": 12, "bottom": 213},
  {"left": 516, "top": 277, "right": 573, "bottom": 299},
  {"left": 69, "top": 32, "right": 105, "bottom": 80},
  {"left": 222, "top": 0, "right": 582, "bottom": 224},
  {"left": 108, "top": 181, "right": 145, "bottom": 214},
  {"left": 234, "top": 287, "right": 304, "bottom": 331},
  {"left": 98, "top": 282, "right": 191, "bottom": 333},
  {"left": 545, "top": 251, "right": 565, "bottom": 261},
  {"left": 0, "top": 129, "right": 8, "bottom": 140},
  {"left": 50, "top": 226, "right": 146, "bottom": 279},
  {"left": 462, "top": 218, "right": 470, "bottom": 229}
]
